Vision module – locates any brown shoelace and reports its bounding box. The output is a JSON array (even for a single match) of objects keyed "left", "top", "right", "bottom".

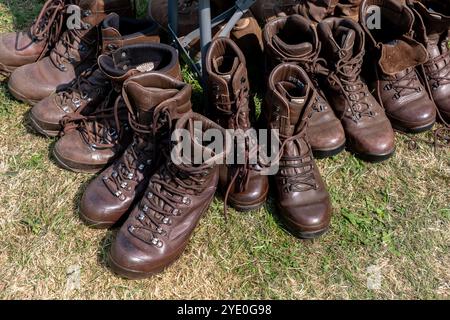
[
  {"left": 330, "top": 51, "right": 375, "bottom": 122},
  {"left": 128, "top": 161, "right": 211, "bottom": 248},
  {"left": 29, "top": 0, "right": 67, "bottom": 59}
]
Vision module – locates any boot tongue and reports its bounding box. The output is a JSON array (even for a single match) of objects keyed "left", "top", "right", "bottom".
[
  {"left": 125, "top": 83, "right": 179, "bottom": 126},
  {"left": 212, "top": 56, "right": 239, "bottom": 84},
  {"left": 272, "top": 35, "right": 314, "bottom": 57},
  {"left": 275, "top": 80, "right": 309, "bottom": 137},
  {"left": 335, "top": 26, "right": 355, "bottom": 61}
]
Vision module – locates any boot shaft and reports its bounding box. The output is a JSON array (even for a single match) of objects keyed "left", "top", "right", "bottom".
[
  {"left": 101, "top": 13, "right": 160, "bottom": 54},
  {"left": 263, "top": 15, "right": 320, "bottom": 73},
  {"left": 205, "top": 37, "right": 252, "bottom": 130}
]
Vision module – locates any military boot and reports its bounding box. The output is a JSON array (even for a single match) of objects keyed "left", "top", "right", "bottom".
[
  {"left": 264, "top": 15, "right": 346, "bottom": 158},
  {"left": 109, "top": 112, "right": 225, "bottom": 279},
  {"left": 360, "top": 0, "right": 436, "bottom": 133},
  {"left": 251, "top": 0, "right": 338, "bottom": 24},
  {"left": 263, "top": 63, "right": 332, "bottom": 239},
  {"left": 8, "top": 0, "right": 134, "bottom": 105},
  {"left": 52, "top": 43, "right": 182, "bottom": 173},
  {"left": 411, "top": 0, "right": 450, "bottom": 122},
  {"left": 30, "top": 13, "right": 160, "bottom": 137},
  {"left": 206, "top": 38, "right": 269, "bottom": 212},
  {"left": 0, "top": 0, "right": 68, "bottom": 76},
  {"left": 318, "top": 17, "right": 395, "bottom": 162},
  {"left": 80, "top": 73, "right": 192, "bottom": 228}
]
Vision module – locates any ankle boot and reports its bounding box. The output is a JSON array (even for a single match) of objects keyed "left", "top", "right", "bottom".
[
  {"left": 0, "top": 0, "right": 68, "bottom": 76},
  {"left": 264, "top": 63, "right": 332, "bottom": 239},
  {"left": 80, "top": 73, "right": 192, "bottom": 228},
  {"left": 264, "top": 15, "right": 346, "bottom": 158},
  {"left": 8, "top": 0, "right": 134, "bottom": 105},
  {"left": 318, "top": 17, "right": 395, "bottom": 162},
  {"left": 205, "top": 37, "right": 269, "bottom": 212},
  {"left": 360, "top": 0, "right": 436, "bottom": 133},
  {"left": 252, "top": 0, "right": 338, "bottom": 25},
  {"left": 411, "top": 0, "right": 450, "bottom": 123},
  {"left": 30, "top": 13, "right": 160, "bottom": 137},
  {"left": 109, "top": 112, "right": 225, "bottom": 279},
  {"left": 52, "top": 43, "right": 182, "bottom": 173}
]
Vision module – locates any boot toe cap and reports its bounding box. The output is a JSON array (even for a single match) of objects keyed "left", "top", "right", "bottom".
[{"left": 30, "top": 97, "right": 65, "bottom": 135}]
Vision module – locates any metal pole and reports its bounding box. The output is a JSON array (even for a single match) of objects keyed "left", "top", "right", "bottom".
[
  {"left": 168, "top": 0, "right": 178, "bottom": 42},
  {"left": 199, "top": 0, "right": 212, "bottom": 79}
]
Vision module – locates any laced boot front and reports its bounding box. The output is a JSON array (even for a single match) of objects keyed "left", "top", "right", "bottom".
[
  {"left": 53, "top": 43, "right": 182, "bottom": 173},
  {"left": 29, "top": 13, "right": 161, "bottom": 137},
  {"left": 8, "top": 0, "right": 134, "bottom": 105},
  {"left": 318, "top": 17, "right": 395, "bottom": 162},
  {"left": 80, "top": 73, "right": 192, "bottom": 228},
  {"left": 0, "top": 0, "right": 68, "bottom": 76},
  {"left": 264, "top": 63, "right": 332, "bottom": 239},
  {"left": 109, "top": 112, "right": 226, "bottom": 279},
  {"left": 360, "top": 0, "right": 436, "bottom": 133},
  {"left": 263, "top": 14, "right": 346, "bottom": 157},
  {"left": 412, "top": 0, "right": 450, "bottom": 123},
  {"left": 206, "top": 37, "right": 269, "bottom": 212}
]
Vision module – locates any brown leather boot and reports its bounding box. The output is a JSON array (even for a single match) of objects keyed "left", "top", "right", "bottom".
[
  {"left": 109, "top": 112, "right": 225, "bottom": 279},
  {"left": 411, "top": 0, "right": 450, "bottom": 123},
  {"left": 318, "top": 17, "right": 395, "bottom": 162},
  {"left": 0, "top": 0, "right": 68, "bottom": 76},
  {"left": 80, "top": 73, "right": 192, "bottom": 228},
  {"left": 360, "top": 0, "right": 436, "bottom": 133},
  {"left": 29, "top": 13, "right": 160, "bottom": 137},
  {"left": 8, "top": 0, "right": 134, "bottom": 105},
  {"left": 205, "top": 38, "right": 269, "bottom": 212},
  {"left": 264, "top": 63, "right": 332, "bottom": 239},
  {"left": 52, "top": 43, "right": 182, "bottom": 173},
  {"left": 263, "top": 15, "right": 346, "bottom": 158},
  {"left": 251, "top": 0, "right": 338, "bottom": 24}
]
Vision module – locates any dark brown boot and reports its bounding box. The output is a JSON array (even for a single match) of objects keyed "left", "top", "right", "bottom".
[
  {"left": 411, "top": 0, "right": 450, "bottom": 123},
  {"left": 360, "top": 0, "right": 436, "bottom": 133},
  {"left": 8, "top": 0, "right": 134, "bottom": 105},
  {"left": 109, "top": 112, "right": 225, "bottom": 279},
  {"left": 52, "top": 43, "right": 181, "bottom": 173},
  {"left": 264, "top": 15, "right": 346, "bottom": 158},
  {"left": 29, "top": 13, "right": 160, "bottom": 137},
  {"left": 206, "top": 37, "right": 269, "bottom": 212},
  {"left": 318, "top": 17, "right": 395, "bottom": 162},
  {"left": 264, "top": 63, "right": 332, "bottom": 239},
  {"left": 80, "top": 73, "right": 192, "bottom": 228},
  {"left": 0, "top": 0, "right": 68, "bottom": 76},
  {"left": 252, "top": 0, "right": 338, "bottom": 24}
]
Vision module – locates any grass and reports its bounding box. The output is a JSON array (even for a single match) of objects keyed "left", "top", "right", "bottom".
[{"left": 0, "top": 0, "right": 449, "bottom": 300}]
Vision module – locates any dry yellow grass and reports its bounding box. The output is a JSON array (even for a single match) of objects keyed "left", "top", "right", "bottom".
[{"left": 0, "top": 0, "right": 449, "bottom": 300}]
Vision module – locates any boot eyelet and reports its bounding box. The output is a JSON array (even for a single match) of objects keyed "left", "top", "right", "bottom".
[
  {"left": 138, "top": 213, "right": 145, "bottom": 221},
  {"left": 163, "top": 218, "right": 172, "bottom": 225},
  {"left": 128, "top": 226, "right": 136, "bottom": 233},
  {"left": 83, "top": 10, "right": 92, "bottom": 17},
  {"left": 393, "top": 93, "right": 400, "bottom": 100},
  {"left": 138, "top": 164, "right": 145, "bottom": 171},
  {"left": 147, "top": 192, "right": 154, "bottom": 199},
  {"left": 107, "top": 44, "right": 118, "bottom": 51},
  {"left": 172, "top": 209, "right": 180, "bottom": 216},
  {"left": 384, "top": 84, "right": 392, "bottom": 91},
  {"left": 182, "top": 197, "right": 191, "bottom": 205}
]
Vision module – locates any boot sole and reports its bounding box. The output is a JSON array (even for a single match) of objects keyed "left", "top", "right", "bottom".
[
  {"left": 0, "top": 63, "right": 16, "bottom": 77},
  {"left": 313, "top": 143, "right": 346, "bottom": 159},
  {"left": 29, "top": 113, "right": 60, "bottom": 138},
  {"left": 79, "top": 211, "right": 117, "bottom": 230},
  {"left": 349, "top": 147, "right": 396, "bottom": 163},
  {"left": 52, "top": 148, "right": 105, "bottom": 174},
  {"left": 108, "top": 196, "right": 216, "bottom": 280},
  {"left": 8, "top": 83, "right": 40, "bottom": 105},
  {"left": 277, "top": 209, "right": 330, "bottom": 240},
  {"left": 391, "top": 121, "right": 436, "bottom": 134}
]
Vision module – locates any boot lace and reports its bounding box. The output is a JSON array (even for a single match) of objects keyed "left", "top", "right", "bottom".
[
  {"left": 277, "top": 130, "right": 318, "bottom": 193},
  {"left": 330, "top": 51, "right": 376, "bottom": 122},
  {"left": 382, "top": 67, "right": 423, "bottom": 101},
  {"left": 50, "top": 19, "right": 95, "bottom": 71},
  {"left": 101, "top": 106, "right": 174, "bottom": 201},
  {"left": 29, "top": 0, "right": 67, "bottom": 56},
  {"left": 61, "top": 92, "right": 127, "bottom": 149},
  {"left": 426, "top": 50, "right": 450, "bottom": 89},
  {"left": 127, "top": 161, "right": 211, "bottom": 248},
  {"left": 56, "top": 67, "right": 108, "bottom": 113}
]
